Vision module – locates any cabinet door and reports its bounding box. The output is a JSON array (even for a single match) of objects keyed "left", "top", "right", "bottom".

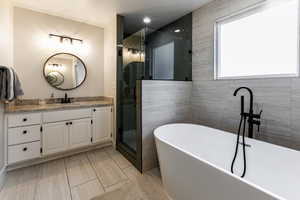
[
  {"left": 69, "top": 118, "right": 92, "bottom": 149},
  {"left": 42, "top": 122, "right": 68, "bottom": 155},
  {"left": 92, "top": 107, "right": 112, "bottom": 143}
]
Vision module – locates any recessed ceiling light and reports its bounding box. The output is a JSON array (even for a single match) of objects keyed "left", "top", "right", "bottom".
[
  {"left": 174, "top": 29, "right": 181, "bottom": 33},
  {"left": 143, "top": 17, "right": 151, "bottom": 24}
]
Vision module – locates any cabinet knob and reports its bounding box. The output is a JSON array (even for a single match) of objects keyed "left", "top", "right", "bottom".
[
  {"left": 23, "top": 130, "right": 27, "bottom": 134},
  {"left": 66, "top": 122, "right": 69, "bottom": 125},
  {"left": 23, "top": 147, "right": 27, "bottom": 151},
  {"left": 23, "top": 118, "right": 27, "bottom": 122},
  {"left": 93, "top": 109, "right": 96, "bottom": 112},
  {"left": 70, "top": 122, "right": 73, "bottom": 125}
]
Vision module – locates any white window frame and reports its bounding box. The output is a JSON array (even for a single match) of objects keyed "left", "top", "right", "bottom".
[{"left": 214, "top": 0, "right": 300, "bottom": 80}]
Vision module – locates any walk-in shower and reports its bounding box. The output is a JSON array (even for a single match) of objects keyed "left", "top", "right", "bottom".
[
  {"left": 116, "top": 13, "right": 192, "bottom": 171},
  {"left": 116, "top": 29, "right": 145, "bottom": 171}
]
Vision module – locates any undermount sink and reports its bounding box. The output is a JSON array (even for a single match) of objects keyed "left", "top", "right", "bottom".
[
  {"left": 47, "top": 102, "right": 81, "bottom": 106},
  {"left": 60, "top": 102, "right": 76, "bottom": 105},
  {"left": 66, "top": 102, "right": 81, "bottom": 105}
]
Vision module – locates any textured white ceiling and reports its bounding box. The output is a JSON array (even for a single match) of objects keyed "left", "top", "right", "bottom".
[{"left": 13, "top": 0, "right": 212, "bottom": 29}]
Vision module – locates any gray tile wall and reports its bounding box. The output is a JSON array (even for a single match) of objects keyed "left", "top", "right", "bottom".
[
  {"left": 142, "top": 80, "right": 192, "bottom": 171},
  {"left": 192, "top": 0, "right": 300, "bottom": 150}
]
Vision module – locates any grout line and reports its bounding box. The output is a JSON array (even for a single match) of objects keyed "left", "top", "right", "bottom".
[
  {"left": 100, "top": 149, "right": 128, "bottom": 179},
  {"left": 64, "top": 158, "right": 73, "bottom": 200},
  {"left": 106, "top": 149, "right": 130, "bottom": 180},
  {"left": 120, "top": 164, "right": 134, "bottom": 171},
  {"left": 64, "top": 154, "right": 98, "bottom": 188},
  {"left": 103, "top": 147, "right": 131, "bottom": 172},
  {"left": 70, "top": 178, "right": 98, "bottom": 189},
  {"left": 33, "top": 164, "right": 42, "bottom": 200},
  {"left": 85, "top": 151, "right": 106, "bottom": 191},
  {"left": 87, "top": 149, "right": 131, "bottom": 191},
  {"left": 103, "top": 179, "right": 130, "bottom": 192},
  {"left": 104, "top": 147, "right": 134, "bottom": 172}
]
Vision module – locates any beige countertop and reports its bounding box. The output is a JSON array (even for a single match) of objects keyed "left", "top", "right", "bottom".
[{"left": 5, "top": 100, "right": 113, "bottom": 113}]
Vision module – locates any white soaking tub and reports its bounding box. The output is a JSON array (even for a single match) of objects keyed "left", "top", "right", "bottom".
[{"left": 154, "top": 124, "right": 300, "bottom": 200}]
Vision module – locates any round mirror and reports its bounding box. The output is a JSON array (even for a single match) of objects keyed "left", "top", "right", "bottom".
[{"left": 43, "top": 53, "right": 87, "bottom": 90}]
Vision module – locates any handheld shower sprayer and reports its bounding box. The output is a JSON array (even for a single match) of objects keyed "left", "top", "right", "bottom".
[{"left": 231, "top": 87, "right": 262, "bottom": 178}]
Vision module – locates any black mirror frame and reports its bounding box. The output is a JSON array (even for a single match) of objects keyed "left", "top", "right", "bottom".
[{"left": 43, "top": 53, "right": 87, "bottom": 91}]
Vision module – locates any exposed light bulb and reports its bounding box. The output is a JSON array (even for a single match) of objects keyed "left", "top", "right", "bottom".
[
  {"left": 73, "top": 39, "right": 83, "bottom": 47},
  {"left": 62, "top": 37, "right": 72, "bottom": 44},
  {"left": 174, "top": 29, "right": 181, "bottom": 33},
  {"left": 143, "top": 17, "right": 151, "bottom": 24}
]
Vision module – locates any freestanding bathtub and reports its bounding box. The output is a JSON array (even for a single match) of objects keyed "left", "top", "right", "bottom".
[{"left": 154, "top": 124, "right": 300, "bottom": 200}]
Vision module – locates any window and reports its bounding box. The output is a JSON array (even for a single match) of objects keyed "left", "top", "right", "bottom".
[
  {"left": 153, "top": 42, "right": 174, "bottom": 80},
  {"left": 214, "top": 0, "right": 299, "bottom": 79}
]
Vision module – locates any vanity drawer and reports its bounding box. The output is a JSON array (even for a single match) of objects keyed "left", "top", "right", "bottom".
[
  {"left": 8, "top": 113, "right": 42, "bottom": 128},
  {"left": 43, "top": 108, "right": 91, "bottom": 123},
  {"left": 8, "top": 141, "right": 41, "bottom": 164},
  {"left": 8, "top": 125, "right": 41, "bottom": 145}
]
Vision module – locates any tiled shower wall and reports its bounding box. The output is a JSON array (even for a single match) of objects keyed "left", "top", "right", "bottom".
[
  {"left": 142, "top": 80, "right": 192, "bottom": 171},
  {"left": 192, "top": 0, "right": 300, "bottom": 150}
]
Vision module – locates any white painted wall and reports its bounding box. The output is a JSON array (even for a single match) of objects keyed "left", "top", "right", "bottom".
[
  {"left": 13, "top": 7, "right": 105, "bottom": 99},
  {"left": 104, "top": 17, "right": 117, "bottom": 98},
  {"left": 0, "top": 2, "right": 13, "bottom": 68},
  {"left": 0, "top": 0, "right": 13, "bottom": 187},
  {"left": 103, "top": 17, "right": 117, "bottom": 145}
]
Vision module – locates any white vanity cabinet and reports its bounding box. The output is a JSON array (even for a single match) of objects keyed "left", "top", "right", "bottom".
[
  {"left": 8, "top": 141, "right": 41, "bottom": 164},
  {"left": 92, "top": 107, "right": 112, "bottom": 143},
  {"left": 42, "top": 108, "right": 93, "bottom": 155},
  {"left": 42, "top": 121, "right": 69, "bottom": 155},
  {"left": 69, "top": 118, "right": 92, "bottom": 149},
  {"left": 43, "top": 118, "right": 92, "bottom": 155},
  {"left": 6, "top": 113, "right": 42, "bottom": 165},
  {"left": 8, "top": 112, "right": 41, "bottom": 128},
  {"left": 5, "top": 105, "right": 113, "bottom": 166}
]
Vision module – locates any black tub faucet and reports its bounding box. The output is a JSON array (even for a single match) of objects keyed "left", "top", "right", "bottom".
[{"left": 234, "top": 87, "right": 262, "bottom": 138}]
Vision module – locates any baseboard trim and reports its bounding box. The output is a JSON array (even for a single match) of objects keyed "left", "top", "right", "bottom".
[{"left": 0, "top": 166, "right": 6, "bottom": 191}]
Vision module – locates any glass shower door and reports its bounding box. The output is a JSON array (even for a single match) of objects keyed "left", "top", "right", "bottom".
[{"left": 117, "top": 29, "right": 145, "bottom": 170}]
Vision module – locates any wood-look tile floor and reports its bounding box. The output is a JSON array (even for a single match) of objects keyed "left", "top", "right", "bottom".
[{"left": 0, "top": 147, "right": 170, "bottom": 200}]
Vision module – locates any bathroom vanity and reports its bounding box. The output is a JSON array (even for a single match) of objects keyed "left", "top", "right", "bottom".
[{"left": 4, "top": 100, "right": 113, "bottom": 167}]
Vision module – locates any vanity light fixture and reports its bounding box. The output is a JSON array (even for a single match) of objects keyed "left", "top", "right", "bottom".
[
  {"left": 128, "top": 48, "right": 141, "bottom": 55},
  {"left": 49, "top": 34, "right": 83, "bottom": 45},
  {"left": 49, "top": 63, "right": 63, "bottom": 68}
]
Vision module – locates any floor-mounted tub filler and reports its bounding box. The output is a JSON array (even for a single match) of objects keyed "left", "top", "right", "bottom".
[{"left": 154, "top": 124, "right": 300, "bottom": 200}]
